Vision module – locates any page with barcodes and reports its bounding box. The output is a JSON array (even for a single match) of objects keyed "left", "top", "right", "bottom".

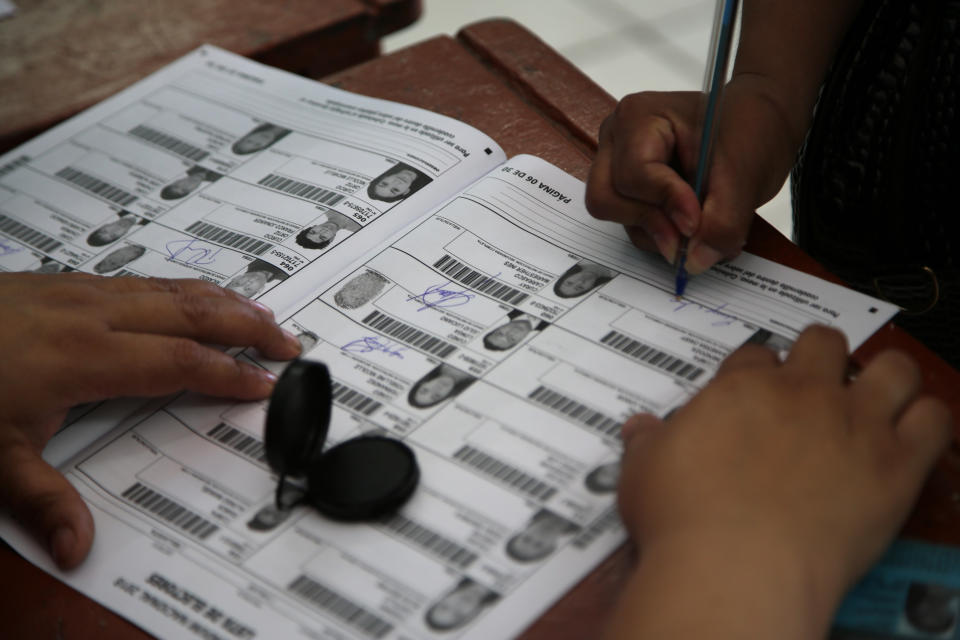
[
  {"left": 0, "top": 151, "right": 900, "bottom": 639},
  {"left": 0, "top": 45, "right": 506, "bottom": 317}
]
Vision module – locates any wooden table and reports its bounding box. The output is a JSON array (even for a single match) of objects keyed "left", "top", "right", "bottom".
[
  {"left": 2, "top": 18, "right": 959, "bottom": 639},
  {"left": 0, "top": 0, "right": 422, "bottom": 153}
]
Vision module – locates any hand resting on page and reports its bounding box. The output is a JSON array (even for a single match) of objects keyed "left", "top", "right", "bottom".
[
  {"left": 606, "top": 326, "right": 952, "bottom": 640},
  {"left": 0, "top": 273, "right": 301, "bottom": 570}
]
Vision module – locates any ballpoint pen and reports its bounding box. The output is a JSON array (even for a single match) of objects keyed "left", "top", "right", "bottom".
[{"left": 674, "top": 0, "right": 740, "bottom": 297}]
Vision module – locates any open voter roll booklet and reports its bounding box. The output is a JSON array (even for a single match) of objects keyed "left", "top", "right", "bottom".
[{"left": 0, "top": 46, "right": 898, "bottom": 640}]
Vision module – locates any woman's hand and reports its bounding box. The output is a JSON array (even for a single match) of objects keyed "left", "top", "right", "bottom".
[
  {"left": 585, "top": 79, "right": 801, "bottom": 274},
  {"left": 0, "top": 273, "right": 302, "bottom": 570},
  {"left": 608, "top": 326, "right": 952, "bottom": 639}
]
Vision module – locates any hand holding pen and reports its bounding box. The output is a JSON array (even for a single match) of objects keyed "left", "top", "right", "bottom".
[
  {"left": 585, "top": 0, "right": 795, "bottom": 285},
  {"left": 674, "top": 0, "right": 739, "bottom": 297}
]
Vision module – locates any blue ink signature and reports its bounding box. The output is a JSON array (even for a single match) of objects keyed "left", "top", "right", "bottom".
[
  {"left": 672, "top": 298, "right": 737, "bottom": 327},
  {"left": 165, "top": 238, "right": 223, "bottom": 266},
  {"left": 407, "top": 279, "right": 476, "bottom": 311},
  {"left": 0, "top": 238, "right": 22, "bottom": 258},
  {"left": 341, "top": 336, "right": 407, "bottom": 358}
]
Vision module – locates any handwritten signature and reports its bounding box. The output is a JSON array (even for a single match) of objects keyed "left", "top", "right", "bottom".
[
  {"left": 165, "top": 238, "right": 222, "bottom": 266},
  {"left": 0, "top": 238, "right": 22, "bottom": 258},
  {"left": 407, "top": 279, "right": 475, "bottom": 311},
  {"left": 672, "top": 298, "right": 737, "bottom": 327},
  {"left": 341, "top": 336, "right": 407, "bottom": 359}
]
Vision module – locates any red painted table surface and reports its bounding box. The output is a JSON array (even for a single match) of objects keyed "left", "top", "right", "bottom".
[
  {"left": 1, "top": 18, "right": 958, "bottom": 640},
  {"left": 0, "top": 0, "right": 421, "bottom": 153}
]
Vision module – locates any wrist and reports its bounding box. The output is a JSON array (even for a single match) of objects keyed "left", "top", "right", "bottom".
[
  {"left": 726, "top": 72, "right": 812, "bottom": 154},
  {"left": 605, "top": 528, "right": 848, "bottom": 640},
  {"left": 714, "top": 78, "right": 807, "bottom": 206}
]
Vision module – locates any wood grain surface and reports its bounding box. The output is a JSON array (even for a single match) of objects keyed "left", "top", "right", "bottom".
[{"left": 0, "top": 0, "right": 422, "bottom": 152}]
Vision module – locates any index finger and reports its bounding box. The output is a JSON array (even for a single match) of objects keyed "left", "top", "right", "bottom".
[
  {"left": 90, "top": 276, "right": 273, "bottom": 314},
  {"left": 585, "top": 118, "right": 693, "bottom": 263},
  {"left": 608, "top": 117, "right": 696, "bottom": 222},
  {"left": 100, "top": 292, "right": 299, "bottom": 361},
  {"left": 75, "top": 333, "right": 279, "bottom": 402}
]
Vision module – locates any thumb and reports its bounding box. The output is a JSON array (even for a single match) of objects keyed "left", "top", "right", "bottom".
[{"left": 0, "top": 435, "right": 94, "bottom": 569}]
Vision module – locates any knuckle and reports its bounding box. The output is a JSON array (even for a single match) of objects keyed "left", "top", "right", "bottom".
[
  {"left": 610, "top": 160, "right": 639, "bottom": 198},
  {"left": 584, "top": 185, "right": 616, "bottom": 220},
  {"left": 169, "top": 338, "right": 211, "bottom": 374},
  {"left": 186, "top": 278, "right": 229, "bottom": 298},
  {"left": 50, "top": 281, "right": 101, "bottom": 306},
  {"left": 174, "top": 293, "right": 217, "bottom": 328},
  {"left": 143, "top": 277, "right": 185, "bottom": 295},
  {"left": 49, "top": 318, "right": 101, "bottom": 354},
  {"left": 611, "top": 96, "right": 633, "bottom": 123},
  {"left": 239, "top": 306, "right": 273, "bottom": 343},
  {"left": 598, "top": 114, "right": 615, "bottom": 138},
  {"left": 616, "top": 91, "right": 658, "bottom": 118}
]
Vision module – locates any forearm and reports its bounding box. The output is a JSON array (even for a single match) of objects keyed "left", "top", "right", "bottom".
[
  {"left": 603, "top": 531, "right": 845, "bottom": 640},
  {"left": 732, "top": 0, "right": 864, "bottom": 148}
]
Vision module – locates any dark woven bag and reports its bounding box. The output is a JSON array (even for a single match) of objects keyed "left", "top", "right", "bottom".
[{"left": 792, "top": 0, "right": 960, "bottom": 368}]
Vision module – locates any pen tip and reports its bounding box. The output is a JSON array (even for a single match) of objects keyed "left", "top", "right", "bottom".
[
  {"left": 673, "top": 240, "right": 689, "bottom": 299},
  {"left": 674, "top": 274, "right": 687, "bottom": 299}
]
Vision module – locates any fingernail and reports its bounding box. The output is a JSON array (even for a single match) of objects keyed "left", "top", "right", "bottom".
[
  {"left": 651, "top": 231, "right": 677, "bottom": 264},
  {"left": 282, "top": 328, "right": 303, "bottom": 354},
  {"left": 670, "top": 208, "right": 695, "bottom": 237},
  {"left": 248, "top": 299, "right": 275, "bottom": 318},
  {"left": 259, "top": 368, "right": 278, "bottom": 385},
  {"left": 688, "top": 243, "right": 724, "bottom": 274},
  {"left": 50, "top": 527, "right": 75, "bottom": 568},
  {"left": 620, "top": 420, "right": 640, "bottom": 444}
]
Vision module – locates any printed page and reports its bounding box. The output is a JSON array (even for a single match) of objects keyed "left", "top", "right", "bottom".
[
  {"left": 0, "top": 45, "right": 506, "bottom": 317},
  {"left": 0, "top": 155, "right": 898, "bottom": 640}
]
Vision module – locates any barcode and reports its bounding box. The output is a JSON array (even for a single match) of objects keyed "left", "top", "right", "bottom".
[
  {"left": 112, "top": 269, "right": 144, "bottom": 278},
  {"left": 573, "top": 507, "right": 622, "bottom": 550},
  {"left": 331, "top": 381, "right": 382, "bottom": 416},
  {"left": 433, "top": 255, "right": 529, "bottom": 305},
  {"left": 185, "top": 221, "right": 273, "bottom": 256},
  {"left": 121, "top": 482, "right": 218, "bottom": 540},
  {"left": 0, "top": 214, "right": 62, "bottom": 252},
  {"left": 0, "top": 154, "right": 29, "bottom": 178},
  {"left": 362, "top": 310, "right": 456, "bottom": 358},
  {"left": 453, "top": 445, "right": 556, "bottom": 501},
  {"left": 528, "top": 386, "right": 621, "bottom": 438},
  {"left": 258, "top": 173, "right": 345, "bottom": 206},
  {"left": 380, "top": 513, "right": 477, "bottom": 568},
  {"left": 129, "top": 125, "right": 209, "bottom": 162},
  {"left": 56, "top": 167, "right": 137, "bottom": 206},
  {"left": 208, "top": 423, "right": 267, "bottom": 464},
  {"left": 601, "top": 330, "right": 705, "bottom": 381},
  {"left": 288, "top": 575, "right": 392, "bottom": 638}
]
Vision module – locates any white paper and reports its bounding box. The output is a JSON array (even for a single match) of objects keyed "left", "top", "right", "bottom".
[
  {"left": 0, "top": 49, "right": 899, "bottom": 640},
  {"left": 0, "top": 45, "right": 505, "bottom": 320}
]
